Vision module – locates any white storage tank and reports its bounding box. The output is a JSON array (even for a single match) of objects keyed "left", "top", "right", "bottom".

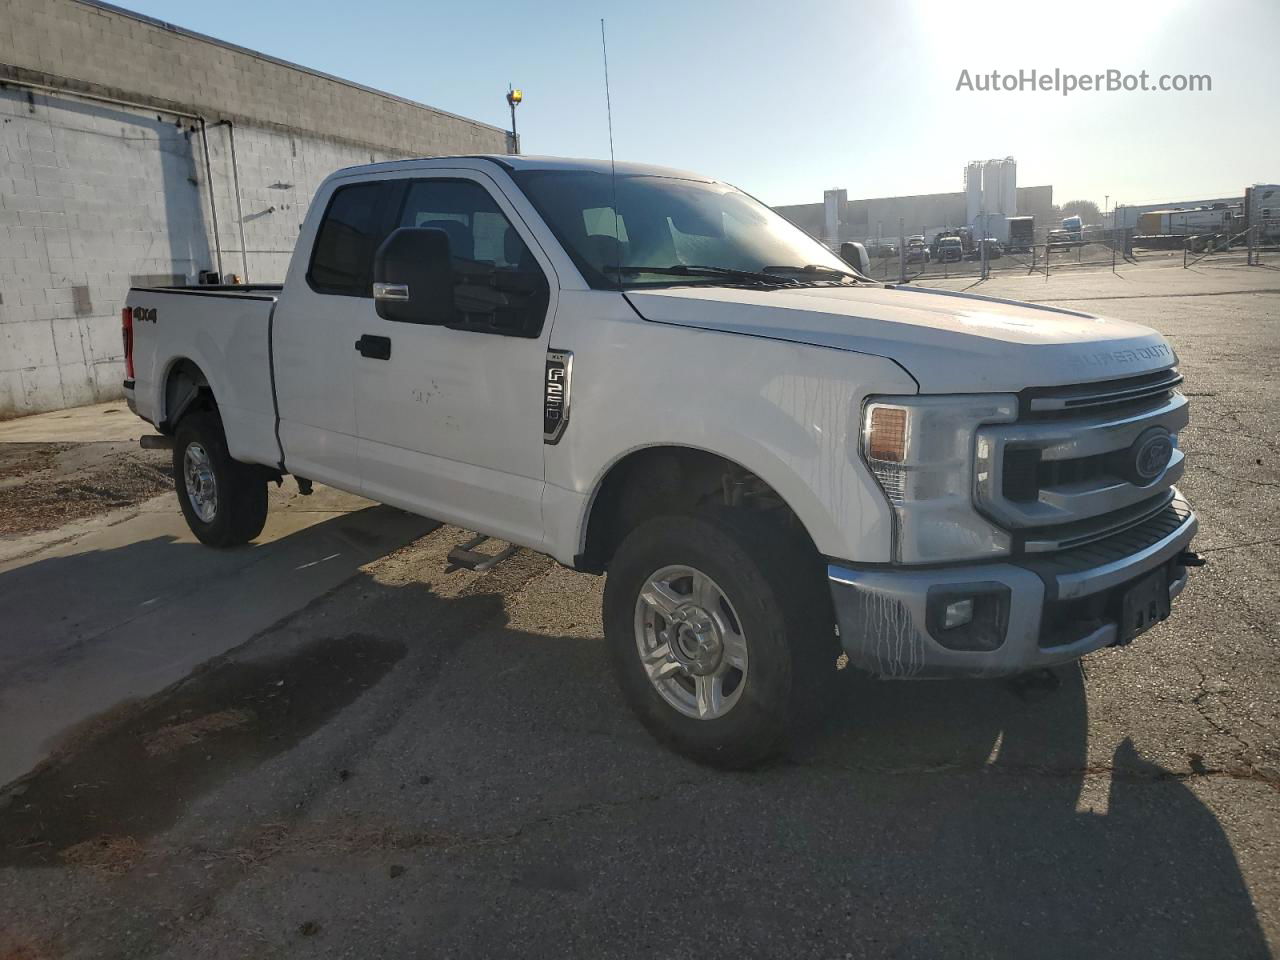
[
  {"left": 965, "top": 161, "right": 983, "bottom": 228},
  {"left": 824, "top": 189, "right": 847, "bottom": 245},
  {"left": 1000, "top": 158, "right": 1017, "bottom": 222}
]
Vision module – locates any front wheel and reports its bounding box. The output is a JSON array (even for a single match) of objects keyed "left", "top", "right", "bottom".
[
  {"left": 603, "top": 511, "right": 835, "bottom": 768},
  {"left": 173, "top": 411, "right": 269, "bottom": 548}
]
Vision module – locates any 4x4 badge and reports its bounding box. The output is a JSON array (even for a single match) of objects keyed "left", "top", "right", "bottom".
[{"left": 544, "top": 349, "right": 573, "bottom": 444}]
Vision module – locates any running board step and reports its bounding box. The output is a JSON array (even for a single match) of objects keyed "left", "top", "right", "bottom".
[{"left": 446, "top": 534, "right": 518, "bottom": 572}]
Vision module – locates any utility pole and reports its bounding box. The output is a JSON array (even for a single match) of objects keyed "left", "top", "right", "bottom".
[
  {"left": 981, "top": 212, "right": 990, "bottom": 280},
  {"left": 1113, "top": 203, "right": 1120, "bottom": 272},
  {"left": 898, "top": 218, "right": 906, "bottom": 283},
  {"left": 506, "top": 85, "right": 523, "bottom": 155}
]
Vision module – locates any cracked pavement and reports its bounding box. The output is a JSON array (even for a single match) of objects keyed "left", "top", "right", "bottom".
[{"left": 0, "top": 261, "right": 1276, "bottom": 959}]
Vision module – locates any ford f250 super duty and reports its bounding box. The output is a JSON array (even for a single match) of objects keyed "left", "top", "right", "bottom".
[{"left": 124, "top": 155, "right": 1199, "bottom": 766}]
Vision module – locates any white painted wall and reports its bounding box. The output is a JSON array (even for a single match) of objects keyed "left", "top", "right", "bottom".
[
  {"left": 0, "top": 88, "right": 428, "bottom": 415},
  {"left": 0, "top": 0, "right": 511, "bottom": 417}
]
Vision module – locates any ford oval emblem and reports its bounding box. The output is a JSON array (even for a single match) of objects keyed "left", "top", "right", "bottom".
[{"left": 1133, "top": 430, "right": 1173, "bottom": 483}]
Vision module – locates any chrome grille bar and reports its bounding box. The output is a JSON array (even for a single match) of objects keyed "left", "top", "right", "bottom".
[{"left": 1023, "top": 368, "right": 1183, "bottom": 415}]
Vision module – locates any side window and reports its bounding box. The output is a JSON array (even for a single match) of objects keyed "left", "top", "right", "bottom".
[
  {"left": 308, "top": 181, "right": 385, "bottom": 296},
  {"left": 396, "top": 179, "right": 550, "bottom": 337}
]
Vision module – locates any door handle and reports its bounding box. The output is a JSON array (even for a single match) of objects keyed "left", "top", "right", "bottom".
[{"left": 355, "top": 334, "right": 391, "bottom": 360}]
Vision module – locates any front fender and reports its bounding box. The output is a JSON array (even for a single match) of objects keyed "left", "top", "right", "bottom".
[{"left": 542, "top": 297, "right": 918, "bottom": 565}]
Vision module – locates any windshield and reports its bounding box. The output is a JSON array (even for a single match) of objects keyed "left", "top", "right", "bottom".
[{"left": 511, "top": 170, "right": 857, "bottom": 289}]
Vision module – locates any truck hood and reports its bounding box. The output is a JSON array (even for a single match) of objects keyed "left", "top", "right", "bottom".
[{"left": 626, "top": 284, "right": 1176, "bottom": 393}]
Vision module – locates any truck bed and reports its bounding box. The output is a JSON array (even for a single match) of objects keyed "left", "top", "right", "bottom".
[{"left": 126, "top": 283, "right": 283, "bottom": 470}]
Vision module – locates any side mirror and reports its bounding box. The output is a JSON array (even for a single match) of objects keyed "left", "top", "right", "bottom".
[
  {"left": 372, "top": 228, "right": 456, "bottom": 324},
  {"left": 839, "top": 241, "right": 870, "bottom": 275}
]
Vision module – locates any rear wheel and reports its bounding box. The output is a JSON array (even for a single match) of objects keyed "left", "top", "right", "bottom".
[
  {"left": 603, "top": 510, "right": 835, "bottom": 768},
  {"left": 173, "top": 411, "right": 268, "bottom": 547}
]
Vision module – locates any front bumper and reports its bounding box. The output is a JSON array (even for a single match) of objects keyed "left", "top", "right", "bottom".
[{"left": 828, "top": 494, "right": 1197, "bottom": 678}]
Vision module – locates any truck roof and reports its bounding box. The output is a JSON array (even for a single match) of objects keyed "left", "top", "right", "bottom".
[{"left": 330, "top": 154, "right": 716, "bottom": 183}]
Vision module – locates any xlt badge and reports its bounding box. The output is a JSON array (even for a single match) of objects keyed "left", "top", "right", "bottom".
[{"left": 544, "top": 349, "right": 573, "bottom": 444}]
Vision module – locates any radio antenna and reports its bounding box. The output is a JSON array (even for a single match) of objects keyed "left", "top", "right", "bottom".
[{"left": 601, "top": 18, "right": 622, "bottom": 290}]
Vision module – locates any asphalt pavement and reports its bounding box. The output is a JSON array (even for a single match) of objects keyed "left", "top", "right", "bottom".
[{"left": 0, "top": 260, "right": 1275, "bottom": 960}]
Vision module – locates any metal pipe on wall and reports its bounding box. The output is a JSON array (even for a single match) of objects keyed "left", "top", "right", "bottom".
[
  {"left": 197, "top": 118, "right": 225, "bottom": 278},
  {"left": 3, "top": 76, "right": 225, "bottom": 280},
  {"left": 221, "top": 120, "right": 250, "bottom": 283},
  {"left": 0, "top": 75, "right": 200, "bottom": 121}
]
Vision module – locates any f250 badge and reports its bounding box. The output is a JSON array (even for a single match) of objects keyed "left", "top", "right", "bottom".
[{"left": 544, "top": 349, "right": 573, "bottom": 444}]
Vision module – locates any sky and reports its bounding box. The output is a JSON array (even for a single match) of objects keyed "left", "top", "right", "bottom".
[{"left": 120, "top": 0, "right": 1278, "bottom": 209}]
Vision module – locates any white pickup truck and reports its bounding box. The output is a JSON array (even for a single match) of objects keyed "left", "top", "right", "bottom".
[{"left": 124, "top": 155, "right": 1199, "bottom": 766}]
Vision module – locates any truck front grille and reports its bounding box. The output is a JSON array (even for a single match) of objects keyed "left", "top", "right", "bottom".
[
  {"left": 1018, "top": 367, "right": 1183, "bottom": 419},
  {"left": 976, "top": 368, "right": 1188, "bottom": 553}
]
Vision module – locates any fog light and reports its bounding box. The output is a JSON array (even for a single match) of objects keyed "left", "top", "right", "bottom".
[
  {"left": 926, "top": 583, "right": 1011, "bottom": 652},
  {"left": 943, "top": 598, "right": 974, "bottom": 629}
]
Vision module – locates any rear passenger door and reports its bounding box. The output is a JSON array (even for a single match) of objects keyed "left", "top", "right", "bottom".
[
  {"left": 273, "top": 178, "right": 392, "bottom": 493},
  {"left": 354, "top": 173, "right": 556, "bottom": 549}
]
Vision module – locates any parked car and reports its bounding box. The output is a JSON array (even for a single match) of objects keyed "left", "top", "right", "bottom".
[
  {"left": 905, "top": 238, "right": 930, "bottom": 263},
  {"left": 867, "top": 240, "right": 897, "bottom": 258},
  {"left": 969, "top": 237, "right": 1004, "bottom": 261},
  {"left": 1048, "top": 228, "right": 1076, "bottom": 252},
  {"left": 933, "top": 235, "right": 963, "bottom": 263},
  {"left": 123, "top": 155, "right": 1198, "bottom": 767}
]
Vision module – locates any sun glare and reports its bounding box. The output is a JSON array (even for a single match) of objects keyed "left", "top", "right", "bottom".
[{"left": 912, "top": 0, "right": 1187, "bottom": 61}]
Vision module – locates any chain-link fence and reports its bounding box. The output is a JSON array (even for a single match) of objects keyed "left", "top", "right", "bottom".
[
  {"left": 1177, "top": 224, "right": 1277, "bottom": 268},
  {"left": 834, "top": 218, "right": 1277, "bottom": 284},
  {"left": 852, "top": 232, "right": 1128, "bottom": 283}
]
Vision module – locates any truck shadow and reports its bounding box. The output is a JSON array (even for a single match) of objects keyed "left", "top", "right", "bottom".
[
  {"left": 428, "top": 610, "right": 1274, "bottom": 958},
  {"left": 0, "top": 556, "right": 1268, "bottom": 959},
  {"left": 0, "top": 503, "right": 436, "bottom": 785},
  {"left": 772, "top": 665, "right": 1274, "bottom": 958}
]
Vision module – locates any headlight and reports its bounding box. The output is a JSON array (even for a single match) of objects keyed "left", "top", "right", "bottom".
[{"left": 862, "top": 394, "right": 1018, "bottom": 563}]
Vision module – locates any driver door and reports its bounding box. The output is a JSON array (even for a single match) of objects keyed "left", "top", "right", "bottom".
[{"left": 354, "top": 173, "right": 556, "bottom": 548}]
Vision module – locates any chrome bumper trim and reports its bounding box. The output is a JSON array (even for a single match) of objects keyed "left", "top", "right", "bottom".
[{"left": 826, "top": 503, "right": 1197, "bottom": 679}]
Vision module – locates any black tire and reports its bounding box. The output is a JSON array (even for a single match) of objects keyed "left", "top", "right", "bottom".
[
  {"left": 603, "top": 510, "right": 837, "bottom": 768},
  {"left": 173, "top": 410, "right": 268, "bottom": 548}
]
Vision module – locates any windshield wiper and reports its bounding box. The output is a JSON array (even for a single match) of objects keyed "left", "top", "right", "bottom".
[
  {"left": 603, "top": 264, "right": 800, "bottom": 287},
  {"left": 762, "top": 264, "right": 869, "bottom": 283}
]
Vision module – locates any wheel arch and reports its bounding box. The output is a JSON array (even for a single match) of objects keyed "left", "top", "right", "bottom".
[
  {"left": 159, "top": 357, "right": 217, "bottom": 433},
  {"left": 575, "top": 443, "right": 825, "bottom": 574}
]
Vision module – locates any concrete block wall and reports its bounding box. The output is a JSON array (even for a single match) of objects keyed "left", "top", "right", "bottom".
[
  {"left": 0, "top": 0, "right": 511, "bottom": 416},
  {"left": 0, "top": 0, "right": 510, "bottom": 158},
  {"left": 0, "top": 87, "right": 213, "bottom": 412},
  {"left": 201, "top": 124, "right": 412, "bottom": 285}
]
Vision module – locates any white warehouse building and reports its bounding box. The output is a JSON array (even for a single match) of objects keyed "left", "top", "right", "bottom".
[{"left": 0, "top": 0, "right": 512, "bottom": 417}]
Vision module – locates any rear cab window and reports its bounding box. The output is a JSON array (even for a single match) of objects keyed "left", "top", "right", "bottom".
[{"left": 307, "top": 181, "right": 386, "bottom": 296}]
